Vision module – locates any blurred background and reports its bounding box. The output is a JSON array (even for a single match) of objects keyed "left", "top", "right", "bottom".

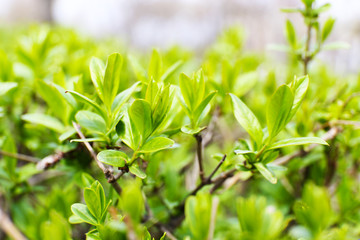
[{"left": 0, "top": 0, "right": 359, "bottom": 72}]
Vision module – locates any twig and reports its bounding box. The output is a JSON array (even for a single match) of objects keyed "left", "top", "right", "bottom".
[
  {"left": 0, "top": 150, "right": 39, "bottom": 163},
  {"left": 0, "top": 208, "right": 27, "bottom": 240},
  {"left": 36, "top": 151, "right": 64, "bottom": 170},
  {"left": 303, "top": 21, "right": 312, "bottom": 75},
  {"left": 195, "top": 134, "right": 205, "bottom": 183},
  {"left": 207, "top": 155, "right": 227, "bottom": 181},
  {"left": 72, "top": 122, "right": 122, "bottom": 195},
  {"left": 177, "top": 155, "right": 227, "bottom": 212},
  {"left": 188, "top": 155, "right": 227, "bottom": 197}
]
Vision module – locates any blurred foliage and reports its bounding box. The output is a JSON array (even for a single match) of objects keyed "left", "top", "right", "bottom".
[{"left": 0, "top": 0, "right": 359, "bottom": 239}]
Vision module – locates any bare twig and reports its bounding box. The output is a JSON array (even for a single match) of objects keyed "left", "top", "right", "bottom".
[
  {"left": 0, "top": 150, "right": 39, "bottom": 163},
  {"left": 195, "top": 134, "right": 205, "bottom": 183},
  {"left": 72, "top": 122, "right": 122, "bottom": 195},
  {"left": 0, "top": 208, "right": 27, "bottom": 240},
  {"left": 36, "top": 151, "right": 64, "bottom": 170}
]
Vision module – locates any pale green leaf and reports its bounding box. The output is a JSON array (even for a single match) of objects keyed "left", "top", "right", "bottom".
[
  {"left": 139, "top": 137, "right": 174, "bottom": 153},
  {"left": 97, "top": 150, "right": 128, "bottom": 167},
  {"left": 230, "top": 93, "right": 263, "bottom": 146}
]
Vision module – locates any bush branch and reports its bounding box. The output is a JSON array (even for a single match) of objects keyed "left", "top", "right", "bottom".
[{"left": 72, "top": 122, "right": 122, "bottom": 195}]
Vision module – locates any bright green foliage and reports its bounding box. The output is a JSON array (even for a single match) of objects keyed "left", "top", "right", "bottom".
[
  {"left": 179, "top": 70, "right": 216, "bottom": 134},
  {"left": 231, "top": 76, "right": 327, "bottom": 183},
  {"left": 1, "top": 0, "right": 359, "bottom": 239},
  {"left": 237, "top": 196, "right": 287, "bottom": 240},
  {"left": 185, "top": 193, "right": 213, "bottom": 240},
  {"left": 293, "top": 183, "right": 334, "bottom": 238},
  {"left": 69, "top": 181, "right": 111, "bottom": 226}
]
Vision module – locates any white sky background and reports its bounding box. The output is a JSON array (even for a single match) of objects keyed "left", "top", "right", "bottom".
[{"left": 0, "top": 0, "right": 359, "bottom": 72}]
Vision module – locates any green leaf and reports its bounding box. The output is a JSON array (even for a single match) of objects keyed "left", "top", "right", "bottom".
[
  {"left": 139, "top": 137, "right": 174, "bottom": 153},
  {"left": 148, "top": 49, "right": 162, "bottom": 81},
  {"left": 129, "top": 164, "right": 146, "bottom": 179},
  {"left": 229, "top": 93, "right": 263, "bottom": 146},
  {"left": 234, "top": 150, "right": 255, "bottom": 155},
  {"left": 266, "top": 85, "right": 294, "bottom": 140},
  {"left": 129, "top": 99, "right": 152, "bottom": 140},
  {"left": 322, "top": 42, "right": 350, "bottom": 50},
  {"left": 70, "top": 203, "right": 98, "bottom": 225},
  {"left": 254, "top": 162, "right": 277, "bottom": 184},
  {"left": 322, "top": 17, "right": 335, "bottom": 42},
  {"left": 0, "top": 82, "right": 17, "bottom": 96},
  {"left": 288, "top": 76, "right": 309, "bottom": 122},
  {"left": 75, "top": 110, "right": 107, "bottom": 135},
  {"left": 179, "top": 73, "right": 194, "bottom": 111},
  {"left": 181, "top": 125, "right": 207, "bottom": 135},
  {"left": 285, "top": 20, "right": 297, "bottom": 48},
  {"left": 65, "top": 90, "right": 105, "bottom": 117},
  {"left": 53, "top": 84, "right": 78, "bottom": 109},
  {"left": 160, "top": 60, "right": 183, "bottom": 82},
  {"left": 22, "top": 113, "right": 66, "bottom": 133},
  {"left": 129, "top": 55, "right": 147, "bottom": 82},
  {"left": 58, "top": 128, "right": 76, "bottom": 142},
  {"left": 111, "top": 81, "right": 140, "bottom": 113},
  {"left": 84, "top": 188, "right": 101, "bottom": 219},
  {"left": 103, "top": 53, "right": 123, "bottom": 109},
  {"left": 36, "top": 80, "right": 67, "bottom": 120},
  {"left": 268, "top": 137, "right": 328, "bottom": 150},
  {"left": 90, "top": 57, "right": 105, "bottom": 102},
  {"left": 193, "top": 91, "right": 217, "bottom": 124},
  {"left": 97, "top": 150, "right": 128, "bottom": 167}
]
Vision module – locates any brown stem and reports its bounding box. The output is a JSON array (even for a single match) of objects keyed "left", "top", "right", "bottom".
[
  {"left": 304, "top": 21, "right": 312, "bottom": 75},
  {"left": 0, "top": 208, "right": 27, "bottom": 240},
  {"left": 0, "top": 150, "right": 39, "bottom": 163},
  {"left": 195, "top": 134, "right": 205, "bottom": 183},
  {"left": 72, "top": 122, "right": 122, "bottom": 195}
]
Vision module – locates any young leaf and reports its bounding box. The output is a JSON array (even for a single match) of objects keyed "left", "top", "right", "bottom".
[
  {"left": 97, "top": 150, "right": 128, "bottom": 167},
  {"left": 129, "top": 164, "right": 146, "bottom": 179},
  {"left": 179, "top": 73, "right": 194, "bottom": 111},
  {"left": 0, "top": 82, "right": 17, "bottom": 96},
  {"left": 230, "top": 93, "right": 263, "bottom": 146},
  {"left": 268, "top": 137, "right": 328, "bottom": 150},
  {"left": 129, "top": 99, "right": 153, "bottom": 140},
  {"left": 285, "top": 20, "right": 297, "bottom": 49},
  {"left": 75, "top": 110, "right": 107, "bottom": 135},
  {"left": 65, "top": 90, "right": 105, "bottom": 117},
  {"left": 90, "top": 57, "right": 105, "bottom": 102},
  {"left": 160, "top": 60, "right": 183, "bottom": 82},
  {"left": 103, "top": 53, "right": 123, "bottom": 110},
  {"left": 22, "top": 113, "right": 66, "bottom": 133},
  {"left": 148, "top": 49, "right": 162, "bottom": 81},
  {"left": 70, "top": 203, "right": 98, "bottom": 225},
  {"left": 193, "top": 91, "right": 217, "bottom": 124},
  {"left": 84, "top": 187, "right": 102, "bottom": 219},
  {"left": 139, "top": 137, "right": 174, "bottom": 153},
  {"left": 111, "top": 81, "right": 140, "bottom": 114},
  {"left": 266, "top": 85, "right": 294, "bottom": 140},
  {"left": 254, "top": 162, "right": 277, "bottom": 184},
  {"left": 322, "top": 17, "right": 335, "bottom": 42},
  {"left": 288, "top": 76, "right": 309, "bottom": 122}
]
